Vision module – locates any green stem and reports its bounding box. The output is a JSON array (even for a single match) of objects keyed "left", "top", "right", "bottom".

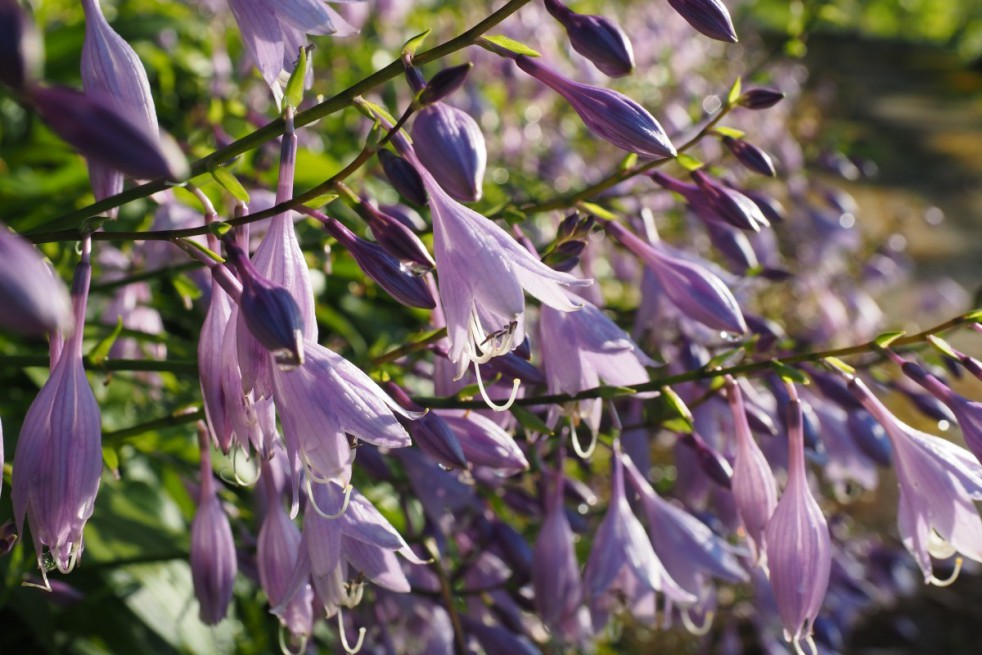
[
  {"left": 103, "top": 407, "right": 204, "bottom": 444},
  {"left": 0, "top": 355, "right": 197, "bottom": 373}
]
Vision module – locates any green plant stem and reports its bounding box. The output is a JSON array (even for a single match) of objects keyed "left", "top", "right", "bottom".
[
  {"left": 25, "top": 0, "right": 535, "bottom": 241},
  {"left": 103, "top": 407, "right": 204, "bottom": 444},
  {"left": 423, "top": 538, "right": 468, "bottom": 655},
  {"left": 0, "top": 355, "right": 197, "bottom": 373}
]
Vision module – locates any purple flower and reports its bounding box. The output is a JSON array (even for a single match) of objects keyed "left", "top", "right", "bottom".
[
  {"left": 361, "top": 199, "right": 435, "bottom": 273},
  {"left": 436, "top": 409, "right": 529, "bottom": 474},
  {"left": 722, "top": 135, "right": 777, "bottom": 177},
  {"left": 514, "top": 55, "right": 675, "bottom": 159},
  {"left": 544, "top": 0, "right": 635, "bottom": 77},
  {"left": 607, "top": 220, "right": 747, "bottom": 335},
  {"left": 764, "top": 383, "right": 831, "bottom": 652},
  {"left": 0, "top": 0, "right": 42, "bottom": 91},
  {"left": 850, "top": 376, "right": 982, "bottom": 584},
  {"left": 378, "top": 149, "right": 427, "bottom": 206},
  {"left": 691, "top": 170, "right": 769, "bottom": 232},
  {"left": 190, "top": 430, "right": 237, "bottom": 625},
  {"left": 12, "top": 248, "right": 101, "bottom": 579},
  {"left": 539, "top": 298, "right": 654, "bottom": 435},
  {"left": 667, "top": 0, "right": 738, "bottom": 43},
  {"left": 738, "top": 87, "right": 786, "bottom": 109},
  {"left": 81, "top": 0, "right": 159, "bottom": 204},
  {"left": 272, "top": 339, "right": 412, "bottom": 486},
  {"left": 412, "top": 102, "right": 487, "bottom": 202},
  {"left": 725, "top": 376, "right": 778, "bottom": 563},
  {"left": 0, "top": 223, "right": 71, "bottom": 336}
]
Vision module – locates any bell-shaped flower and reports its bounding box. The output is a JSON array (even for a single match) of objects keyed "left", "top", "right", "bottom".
[
  {"left": 514, "top": 54, "right": 675, "bottom": 159},
  {"left": 437, "top": 409, "right": 529, "bottom": 475},
  {"left": 12, "top": 250, "right": 101, "bottom": 579},
  {"left": 583, "top": 442, "right": 696, "bottom": 629},
  {"left": 539, "top": 297, "right": 654, "bottom": 437},
  {"left": 412, "top": 102, "right": 487, "bottom": 202},
  {"left": 849, "top": 376, "right": 982, "bottom": 584},
  {"left": 81, "top": 0, "right": 159, "bottom": 204},
  {"left": 667, "top": 0, "right": 738, "bottom": 42},
  {"left": 725, "top": 376, "right": 778, "bottom": 563},
  {"left": 607, "top": 220, "right": 747, "bottom": 335},
  {"left": 764, "top": 384, "right": 831, "bottom": 653},
  {"left": 0, "top": 223, "right": 71, "bottom": 336},
  {"left": 190, "top": 431, "right": 237, "bottom": 625},
  {"left": 393, "top": 134, "right": 589, "bottom": 380},
  {"left": 544, "top": 0, "right": 635, "bottom": 77},
  {"left": 272, "top": 339, "right": 413, "bottom": 486}
]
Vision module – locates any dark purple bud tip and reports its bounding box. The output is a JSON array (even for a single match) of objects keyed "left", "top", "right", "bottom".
[
  {"left": 668, "top": 0, "right": 738, "bottom": 43},
  {"left": 30, "top": 86, "right": 188, "bottom": 181},
  {"left": 680, "top": 432, "right": 733, "bottom": 488},
  {"left": 722, "top": 135, "right": 777, "bottom": 177},
  {"left": 363, "top": 200, "right": 435, "bottom": 273},
  {"left": 225, "top": 243, "right": 304, "bottom": 368},
  {"left": 691, "top": 169, "right": 767, "bottom": 231},
  {"left": 0, "top": 0, "right": 42, "bottom": 91},
  {"left": 545, "top": 0, "right": 635, "bottom": 77},
  {"left": 378, "top": 149, "right": 428, "bottom": 206},
  {"left": 412, "top": 102, "right": 487, "bottom": 202},
  {"left": 417, "top": 63, "right": 473, "bottom": 105},
  {"left": 738, "top": 87, "right": 786, "bottom": 110}
]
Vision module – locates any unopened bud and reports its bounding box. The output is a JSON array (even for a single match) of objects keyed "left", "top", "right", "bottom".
[
  {"left": 412, "top": 102, "right": 487, "bottom": 202},
  {"left": 0, "top": 0, "right": 42, "bottom": 91},
  {"left": 722, "top": 135, "right": 776, "bottom": 177},
  {"left": 738, "top": 87, "right": 785, "bottom": 109},
  {"left": 417, "top": 63, "right": 473, "bottom": 105},
  {"left": 668, "top": 0, "right": 738, "bottom": 43},
  {"left": 545, "top": 0, "right": 635, "bottom": 77},
  {"left": 378, "top": 149, "right": 428, "bottom": 206}
]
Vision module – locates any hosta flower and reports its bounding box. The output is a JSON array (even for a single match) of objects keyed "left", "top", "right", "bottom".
[
  {"left": 764, "top": 383, "right": 831, "bottom": 652},
  {"left": 12, "top": 248, "right": 101, "bottom": 579},
  {"left": 436, "top": 409, "right": 529, "bottom": 475},
  {"left": 0, "top": 0, "right": 42, "bottom": 91},
  {"left": 412, "top": 102, "right": 487, "bottom": 202},
  {"left": 544, "top": 0, "right": 635, "bottom": 77},
  {"left": 850, "top": 376, "right": 982, "bottom": 585},
  {"left": 0, "top": 223, "right": 71, "bottom": 336},
  {"left": 667, "top": 0, "right": 738, "bottom": 43}
]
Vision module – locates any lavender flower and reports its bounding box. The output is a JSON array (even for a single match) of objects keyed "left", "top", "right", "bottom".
[
  {"left": 850, "top": 376, "right": 982, "bottom": 584},
  {"left": 12, "top": 247, "right": 101, "bottom": 579},
  {"left": 514, "top": 55, "right": 675, "bottom": 159},
  {"left": 667, "top": 0, "right": 738, "bottom": 43},
  {"left": 691, "top": 170, "right": 769, "bottom": 232},
  {"left": 378, "top": 149, "right": 427, "bottom": 206},
  {"left": 412, "top": 102, "right": 487, "bottom": 202},
  {"left": 0, "top": 223, "right": 71, "bottom": 336},
  {"left": 544, "top": 0, "right": 635, "bottom": 77},
  {"left": 190, "top": 429, "right": 237, "bottom": 625},
  {"left": 764, "top": 383, "right": 831, "bottom": 652},
  {"left": 0, "top": 0, "right": 41, "bottom": 91},
  {"left": 360, "top": 199, "right": 435, "bottom": 273},
  {"left": 437, "top": 409, "right": 529, "bottom": 474},
  {"left": 722, "top": 135, "right": 777, "bottom": 177},
  {"left": 738, "top": 87, "right": 786, "bottom": 109}
]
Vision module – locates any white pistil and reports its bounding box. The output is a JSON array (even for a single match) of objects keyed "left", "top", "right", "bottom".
[
  {"left": 681, "top": 608, "right": 714, "bottom": 636},
  {"left": 474, "top": 359, "right": 521, "bottom": 411},
  {"left": 305, "top": 478, "right": 353, "bottom": 520},
  {"left": 927, "top": 556, "right": 963, "bottom": 587},
  {"left": 338, "top": 609, "right": 367, "bottom": 654},
  {"left": 569, "top": 416, "right": 599, "bottom": 458}
]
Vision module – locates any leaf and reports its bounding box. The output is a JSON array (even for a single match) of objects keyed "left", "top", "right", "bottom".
[
  {"left": 591, "top": 385, "right": 638, "bottom": 399},
  {"left": 303, "top": 192, "right": 340, "bottom": 208},
  {"left": 675, "top": 153, "right": 704, "bottom": 171},
  {"left": 355, "top": 98, "right": 400, "bottom": 128},
  {"left": 102, "top": 446, "right": 120, "bottom": 476},
  {"left": 619, "top": 152, "right": 639, "bottom": 170},
  {"left": 482, "top": 35, "right": 542, "bottom": 58},
  {"left": 873, "top": 330, "right": 906, "bottom": 348},
  {"left": 578, "top": 201, "right": 617, "bottom": 221},
  {"left": 727, "top": 76, "right": 743, "bottom": 106},
  {"left": 823, "top": 356, "right": 856, "bottom": 375},
  {"left": 284, "top": 44, "right": 310, "bottom": 109},
  {"left": 963, "top": 308, "right": 982, "bottom": 322},
  {"left": 660, "top": 386, "right": 694, "bottom": 428},
  {"left": 208, "top": 221, "right": 232, "bottom": 238},
  {"left": 210, "top": 166, "right": 250, "bottom": 203},
  {"left": 926, "top": 334, "right": 960, "bottom": 360},
  {"left": 510, "top": 406, "right": 553, "bottom": 436},
  {"left": 402, "top": 29, "right": 431, "bottom": 57},
  {"left": 171, "top": 272, "right": 203, "bottom": 301},
  {"left": 89, "top": 315, "right": 124, "bottom": 365},
  {"left": 713, "top": 125, "right": 746, "bottom": 139},
  {"left": 769, "top": 360, "right": 809, "bottom": 384}
]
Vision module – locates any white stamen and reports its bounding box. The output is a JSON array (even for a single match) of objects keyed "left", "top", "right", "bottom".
[
  {"left": 570, "top": 416, "right": 599, "bottom": 458},
  {"left": 474, "top": 360, "right": 521, "bottom": 412},
  {"left": 305, "top": 478, "right": 353, "bottom": 519},
  {"left": 338, "top": 609, "right": 366, "bottom": 654},
  {"left": 927, "top": 556, "right": 963, "bottom": 587},
  {"left": 681, "top": 608, "right": 714, "bottom": 636},
  {"left": 277, "top": 624, "right": 308, "bottom": 655}
]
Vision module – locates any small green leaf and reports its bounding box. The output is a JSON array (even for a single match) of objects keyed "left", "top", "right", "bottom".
[
  {"left": 102, "top": 446, "right": 120, "bottom": 476},
  {"left": 172, "top": 272, "right": 203, "bottom": 301},
  {"left": 208, "top": 221, "right": 232, "bottom": 238},
  {"left": 704, "top": 346, "right": 746, "bottom": 370},
  {"left": 482, "top": 35, "right": 542, "bottom": 58},
  {"left": 713, "top": 125, "right": 746, "bottom": 139},
  {"left": 304, "top": 192, "right": 340, "bottom": 208},
  {"left": 770, "top": 360, "right": 809, "bottom": 384},
  {"left": 726, "top": 77, "right": 743, "bottom": 106},
  {"left": 619, "top": 152, "right": 639, "bottom": 170},
  {"left": 402, "top": 29, "right": 431, "bottom": 57},
  {"left": 592, "top": 385, "right": 637, "bottom": 399},
  {"left": 284, "top": 45, "right": 310, "bottom": 109},
  {"left": 823, "top": 356, "right": 856, "bottom": 375},
  {"left": 926, "top": 335, "right": 960, "bottom": 360},
  {"left": 210, "top": 166, "right": 250, "bottom": 203},
  {"left": 963, "top": 308, "right": 982, "bottom": 322},
  {"left": 354, "top": 98, "right": 400, "bottom": 128},
  {"left": 661, "top": 386, "right": 693, "bottom": 426},
  {"left": 89, "top": 316, "right": 124, "bottom": 365},
  {"left": 676, "top": 153, "right": 704, "bottom": 171},
  {"left": 663, "top": 418, "right": 694, "bottom": 434},
  {"left": 510, "top": 406, "right": 553, "bottom": 436},
  {"left": 873, "top": 330, "right": 906, "bottom": 348},
  {"left": 578, "top": 201, "right": 617, "bottom": 221}
]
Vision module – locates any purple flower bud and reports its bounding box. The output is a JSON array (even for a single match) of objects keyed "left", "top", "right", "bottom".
[
  {"left": 691, "top": 170, "right": 768, "bottom": 231},
  {"left": 416, "top": 63, "right": 473, "bottom": 105},
  {"left": 412, "top": 102, "right": 487, "bottom": 202},
  {"left": 438, "top": 409, "right": 529, "bottom": 474},
  {"left": 515, "top": 55, "right": 676, "bottom": 159},
  {"left": 191, "top": 436, "right": 237, "bottom": 625},
  {"left": 679, "top": 431, "right": 733, "bottom": 488},
  {"left": 361, "top": 200, "right": 435, "bottom": 273},
  {"left": 738, "top": 87, "right": 786, "bottom": 109},
  {"left": 722, "top": 135, "right": 777, "bottom": 176},
  {"left": 0, "top": 0, "right": 42, "bottom": 91},
  {"left": 544, "top": 0, "right": 635, "bottom": 77},
  {"left": 725, "top": 377, "right": 777, "bottom": 563},
  {"left": 740, "top": 187, "right": 787, "bottom": 223},
  {"left": 12, "top": 251, "right": 101, "bottom": 578},
  {"left": 460, "top": 616, "right": 541, "bottom": 655},
  {"left": 30, "top": 86, "right": 187, "bottom": 182},
  {"left": 225, "top": 242, "right": 305, "bottom": 368},
  {"left": 385, "top": 383, "right": 468, "bottom": 469},
  {"left": 764, "top": 385, "right": 831, "bottom": 651},
  {"left": 668, "top": 0, "right": 738, "bottom": 43},
  {"left": 378, "top": 149, "right": 428, "bottom": 206},
  {"left": 900, "top": 360, "right": 982, "bottom": 466},
  {"left": 846, "top": 409, "right": 892, "bottom": 467},
  {"left": 0, "top": 224, "right": 72, "bottom": 336},
  {"left": 705, "top": 220, "right": 759, "bottom": 273}
]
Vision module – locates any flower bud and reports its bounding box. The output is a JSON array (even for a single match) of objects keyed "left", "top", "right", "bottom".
[
  {"left": 361, "top": 200, "right": 435, "bottom": 273},
  {"left": 738, "top": 87, "right": 786, "bottom": 110},
  {"left": 691, "top": 170, "right": 768, "bottom": 231},
  {"left": 0, "top": 223, "right": 72, "bottom": 336},
  {"left": 515, "top": 55, "right": 675, "bottom": 159},
  {"left": 0, "top": 0, "right": 42, "bottom": 91},
  {"left": 679, "top": 431, "right": 733, "bottom": 488},
  {"left": 191, "top": 438, "right": 237, "bottom": 625},
  {"left": 412, "top": 102, "right": 487, "bottom": 202},
  {"left": 378, "top": 149, "right": 428, "bottom": 206},
  {"left": 385, "top": 383, "right": 468, "bottom": 470},
  {"left": 668, "top": 0, "right": 738, "bottom": 43},
  {"left": 225, "top": 242, "right": 305, "bottom": 368},
  {"left": 544, "top": 0, "right": 635, "bottom": 77},
  {"left": 416, "top": 63, "right": 473, "bottom": 105},
  {"left": 722, "top": 135, "right": 776, "bottom": 176}
]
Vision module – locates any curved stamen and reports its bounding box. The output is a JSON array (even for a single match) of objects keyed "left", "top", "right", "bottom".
[
  {"left": 681, "top": 608, "right": 714, "bottom": 636},
  {"left": 305, "top": 477, "right": 353, "bottom": 520},
  {"left": 338, "top": 609, "right": 367, "bottom": 655},
  {"left": 474, "top": 360, "right": 521, "bottom": 412},
  {"left": 927, "top": 556, "right": 963, "bottom": 587},
  {"left": 570, "top": 416, "right": 599, "bottom": 458},
  {"left": 277, "top": 624, "right": 308, "bottom": 655},
  {"left": 231, "top": 447, "right": 261, "bottom": 486},
  {"left": 791, "top": 633, "right": 818, "bottom": 655}
]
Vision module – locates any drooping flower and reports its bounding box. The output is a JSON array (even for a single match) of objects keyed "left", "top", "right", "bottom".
[
  {"left": 764, "top": 382, "right": 831, "bottom": 653},
  {"left": 0, "top": 223, "right": 71, "bottom": 336},
  {"left": 12, "top": 244, "right": 102, "bottom": 579},
  {"left": 849, "top": 376, "right": 982, "bottom": 584},
  {"left": 543, "top": 0, "right": 635, "bottom": 77}
]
